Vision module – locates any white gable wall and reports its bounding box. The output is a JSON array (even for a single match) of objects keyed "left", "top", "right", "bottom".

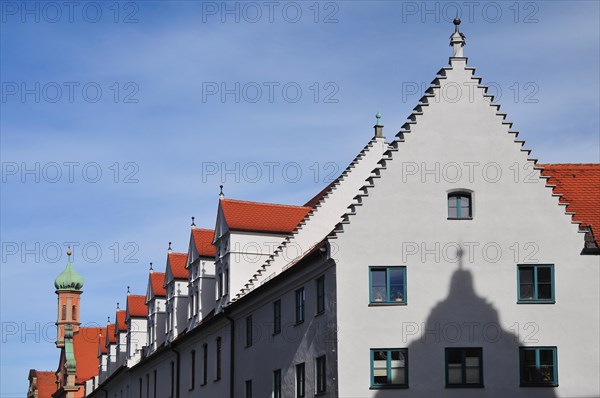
[{"left": 333, "top": 58, "right": 599, "bottom": 397}]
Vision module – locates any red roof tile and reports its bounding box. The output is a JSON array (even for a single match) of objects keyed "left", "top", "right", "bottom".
[
  {"left": 149, "top": 272, "right": 167, "bottom": 297},
  {"left": 220, "top": 199, "right": 311, "bottom": 234},
  {"left": 115, "top": 310, "right": 126, "bottom": 332},
  {"left": 35, "top": 371, "right": 56, "bottom": 398},
  {"left": 192, "top": 228, "right": 216, "bottom": 257},
  {"left": 99, "top": 331, "right": 107, "bottom": 355},
  {"left": 106, "top": 323, "right": 116, "bottom": 344},
  {"left": 540, "top": 164, "right": 600, "bottom": 245},
  {"left": 168, "top": 252, "right": 188, "bottom": 279},
  {"left": 73, "top": 327, "right": 101, "bottom": 383},
  {"left": 127, "top": 295, "right": 148, "bottom": 318}
]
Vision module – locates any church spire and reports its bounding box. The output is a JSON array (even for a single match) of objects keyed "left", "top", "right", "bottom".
[
  {"left": 450, "top": 17, "right": 466, "bottom": 57},
  {"left": 55, "top": 246, "right": 83, "bottom": 348}
]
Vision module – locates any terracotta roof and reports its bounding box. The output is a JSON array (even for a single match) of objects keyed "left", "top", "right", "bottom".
[
  {"left": 99, "top": 331, "right": 107, "bottom": 355},
  {"left": 73, "top": 327, "right": 101, "bottom": 383},
  {"left": 106, "top": 323, "right": 116, "bottom": 344},
  {"left": 192, "top": 228, "right": 217, "bottom": 257},
  {"left": 220, "top": 199, "right": 311, "bottom": 234},
  {"left": 540, "top": 164, "right": 600, "bottom": 245},
  {"left": 127, "top": 295, "right": 148, "bottom": 318},
  {"left": 149, "top": 272, "right": 167, "bottom": 297},
  {"left": 35, "top": 371, "right": 56, "bottom": 398},
  {"left": 168, "top": 252, "right": 188, "bottom": 279},
  {"left": 115, "top": 310, "right": 126, "bottom": 332}
]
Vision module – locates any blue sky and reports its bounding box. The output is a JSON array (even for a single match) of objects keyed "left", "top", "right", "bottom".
[{"left": 1, "top": 1, "right": 598, "bottom": 396}]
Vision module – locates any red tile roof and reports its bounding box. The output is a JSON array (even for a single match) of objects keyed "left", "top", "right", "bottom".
[
  {"left": 168, "top": 252, "right": 189, "bottom": 279},
  {"left": 73, "top": 327, "right": 101, "bottom": 383},
  {"left": 115, "top": 310, "right": 126, "bottom": 332},
  {"left": 149, "top": 272, "right": 167, "bottom": 297},
  {"left": 192, "top": 228, "right": 217, "bottom": 257},
  {"left": 99, "top": 331, "right": 107, "bottom": 355},
  {"left": 35, "top": 371, "right": 56, "bottom": 398},
  {"left": 540, "top": 164, "right": 600, "bottom": 245},
  {"left": 220, "top": 199, "right": 311, "bottom": 234},
  {"left": 127, "top": 295, "right": 148, "bottom": 318},
  {"left": 106, "top": 323, "right": 116, "bottom": 344}
]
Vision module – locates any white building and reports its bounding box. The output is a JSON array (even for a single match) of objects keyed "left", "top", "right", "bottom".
[{"left": 32, "top": 21, "right": 599, "bottom": 398}]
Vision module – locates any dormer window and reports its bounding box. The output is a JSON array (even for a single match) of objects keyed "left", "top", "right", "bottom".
[{"left": 448, "top": 191, "right": 472, "bottom": 219}]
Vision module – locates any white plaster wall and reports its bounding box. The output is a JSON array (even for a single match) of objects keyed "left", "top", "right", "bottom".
[{"left": 334, "top": 58, "right": 600, "bottom": 398}]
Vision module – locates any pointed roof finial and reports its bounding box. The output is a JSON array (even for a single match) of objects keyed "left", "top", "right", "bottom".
[
  {"left": 219, "top": 185, "right": 224, "bottom": 199},
  {"left": 450, "top": 16, "right": 466, "bottom": 57},
  {"left": 149, "top": 262, "right": 154, "bottom": 272},
  {"left": 107, "top": 316, "right": 111, "bottom": 324},
  {"left": 374, "top": 112, "right": 384, "bottom": 139},
  {"left": 66, "top": 244, "right": 72, "bottom": 260},
  {"left": 127, "top": 286, "right": 131, "bottom": 295},
  {"left": 116, "top": 302, "right": 120, "bottom": 310},
  {"left": 191, "top": 216, "right": 196, "bottom": 228},
  {"left": 168, "top": 242, "right": 173, "bottom": 253}
]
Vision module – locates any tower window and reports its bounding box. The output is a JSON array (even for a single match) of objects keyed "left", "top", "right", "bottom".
[
  {"left": 72, "top": 305, "right": 77, "bottom": 320},
  {"left": 448, "top": 191, "right": 472, "bottom": 219},
  {"left": 62, "top": 305, "right": 67, "bottom": 320}
]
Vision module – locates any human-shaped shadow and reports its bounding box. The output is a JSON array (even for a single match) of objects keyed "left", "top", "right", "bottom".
[{"left": 373, "top": 247, "right": 558, "bottom": 397}]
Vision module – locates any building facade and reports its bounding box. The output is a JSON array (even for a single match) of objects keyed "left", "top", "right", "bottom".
[{"left": 28, "top": 21, "right": 599, "bottom": 398}]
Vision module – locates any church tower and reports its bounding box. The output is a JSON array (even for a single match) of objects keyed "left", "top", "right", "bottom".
[{"left": 54, "top": 246, "right": 84, "bottom": 348}]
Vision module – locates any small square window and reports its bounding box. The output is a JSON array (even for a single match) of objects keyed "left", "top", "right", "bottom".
[
  {"left": 518, "top": 265, "right": 555, "bottom": 303},
  {"left": 519, "top": 347, "right": 558, "bottom": 386},
  {"left": 369, "top": 267, "right": 406, "bottom": 304},
  {"left": 448, "top": 192, "right": 472, "bottom": 219},
  {"left": 445, "top": 348, "right": 483, "bottom": 388},
  {"left": 370, "top": 349, "right": 408, "bottom": 388}
]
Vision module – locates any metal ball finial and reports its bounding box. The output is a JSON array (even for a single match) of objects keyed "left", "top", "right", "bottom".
[
  {"left": 66, "top": 244, "right": 72, "bottom": 258},
  {"left": 454, "top": 16, "right": 461, "bottom": 26}
]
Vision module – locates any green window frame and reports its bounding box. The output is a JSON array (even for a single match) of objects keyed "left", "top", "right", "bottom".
[
  {"left": 316, "top": 355, "right": 326, "bottom": 393},
  {"left": 369, "top": 267, "right": 407, "bottom": 304},
  {"left": 448, "top": 192, "right": 472, "bottom": 219},
  {"left": 316, "top": 276, "right": 325, "bottom": 314},
  {"left": 370, "top": 349, "right": 408, "bottom": 389},
  {"left": 519, "top": 347, "right": 558, "bottom": 386},
  {"left": 296, "top": 362, "right": 305, "bottom": 397},
  {"left": 295, "top": 287, "right": 305, "bottom": 324},
  {"left": 517, "top": 265, "right": 555, "bottom": 303},
  {"left": 445, "top": 347, "right": 483, "bottom": 388},
  {"left": 273, "top": 300, "right": 281, "bottom": 335},
  {"left": 273, "top": 369, "right": 282, "bottom": 398}
]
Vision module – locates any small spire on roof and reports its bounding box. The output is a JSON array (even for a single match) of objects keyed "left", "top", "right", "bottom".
[
  {"left": 107, "top": 316, "right": 111, "bottom": 324},
  {"left": 66, "top": 244, "right": 72, "bottom": 260},
  {"left": 374, "top": 112, "right": 384, "bottom": 139},
  {"left": 116, "top": 302, "right": 120, "bottom": 310},
  {"left": 168, "top": 242, "right": 173, "bottom": 254},
  {"left": 450, "top": 16, "right": 466, "bottom": 57},
  {"left": 127, "top": 286, "right": 130, "bottom": 295},
  {"left": 191, "top": 216, "right": 196, "bottom": 228},
  {"left": 149, "top": 262, "right": 153, "bottom": 273},
  {"left": 219, "top": 185, "right": 225, "bottom": 199}
]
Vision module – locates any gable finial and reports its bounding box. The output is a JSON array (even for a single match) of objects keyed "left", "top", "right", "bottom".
[
  {"left": 116, "top": 302, "right": 120, "bottom": 310},
  {"left": 168, "top": 242, "right": 173, "bottom": 253},
  {"left": 219, "top": 185, "right": 225, "bottom": 199},
  {"left": 127, "top": 286, "right": 130, "bottom": 295},
  {"left": 191, "top": 216, "right": 196, "bottom": 228},
  {"left": 107, "top": 316, "right": 111, "bottom": 324},
  {"left": 149, "top": 262, "right": 153, "bottom": 272},
  {"left": 450, "top": 16, "right": 466, "bottom": 57},
  {"left": 66, "top": 244, "right": 72, "bottom": 261},
  {"left": 374, "top": 112, "right": 384, "bottom": 138}
]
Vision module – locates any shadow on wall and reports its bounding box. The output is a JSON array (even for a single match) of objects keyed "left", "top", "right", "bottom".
[{"left": 372, "top": 249, "right": 558, "bottom": 398}]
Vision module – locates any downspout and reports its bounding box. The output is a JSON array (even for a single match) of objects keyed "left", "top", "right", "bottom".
[
  {"left": 168, "top": 344, "right": 181, "bottom": 398},
  {"left": 224, "top": 310, "right": 235, "bottom": 398}
]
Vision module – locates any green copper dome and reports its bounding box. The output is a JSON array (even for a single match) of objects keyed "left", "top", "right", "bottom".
[{"left": 54, "top": 261, "right": 84, "bottom": 291}]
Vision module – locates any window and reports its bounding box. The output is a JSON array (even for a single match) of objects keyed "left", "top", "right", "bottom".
[
  {"left": 224, "top": 268, "right": 229, "bottom": 294},
  {"left": 62, "top": 305, "right": 67, "bottom": 320},
  {"left": 72, "top": 305, "right": 77, "bottom": 320},
  {"left": 370, "top": 349, "right": 408, "bottom": 388},
  {"left": 138, "top": 377, "right": 142, "bottom": 398},
  {"left": 146, "top": 374, "right": 149, "bottom": 398},
  {"left": 190, "top": 350, "right": 196, "bottom": 390},
  {"left": 296, "top": 363, "right": 305, "bottom": 397},
  {"left": 153, "top": 370, "right": 157, "bottom": 398},
  {"left": 169, "top": 361, "right": 174, "bottom": 397},
  {"left": 448, "top": 191, "right": 472, "bottom": 219},
  {"left": 519, "top": 347, "right": 558, "bottom": 386},
  {"left": 217, "top": 273, "right": 223, "bottom": 298},
  {"left": 369, "top": 267, "right": 406, "bottom": 304},
  {"left": 295, "top": 288, "right": 305, "bottom": 324},
  {"left": 216, "top": 337, "right": 222, "bottom": 380},
  {"left": 273, "top": 369, "right": 282, "bottom": 398},
  {"left": 316, "top": 276, "right": 325, "bottom": 314},
  {"left": 273, "top": 300, "right": 281, "bottom": 335},
  {"left": 245, "top": 316, "right": 253, "bottom": 347},
  {"left": 245, "top": 380, "right": 252, "bottom": 398},
  {"left": 518, "top": 265, "right": 555, "bottom": 302},
  {"left": 316, "top": 355, "right": 326, "bottom": 393},
  {"left": 445, "top": 348, "right": 483, "bottom": 387},
  {"left": 202, "top": 343, "right": 208, "bottom": 385}
]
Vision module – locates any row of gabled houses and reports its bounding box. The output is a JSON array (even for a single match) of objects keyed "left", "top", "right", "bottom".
[{"left": 28, "top": 21, "right": 600, "bottom": 398}]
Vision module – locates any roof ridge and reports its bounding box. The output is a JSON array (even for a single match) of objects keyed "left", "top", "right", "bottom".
[
  {"left": 222, "top": 198, "right": 310, "bottom": 209},
  {"left": 539, "top": 163, "right": 600, "bottom": 167}
]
